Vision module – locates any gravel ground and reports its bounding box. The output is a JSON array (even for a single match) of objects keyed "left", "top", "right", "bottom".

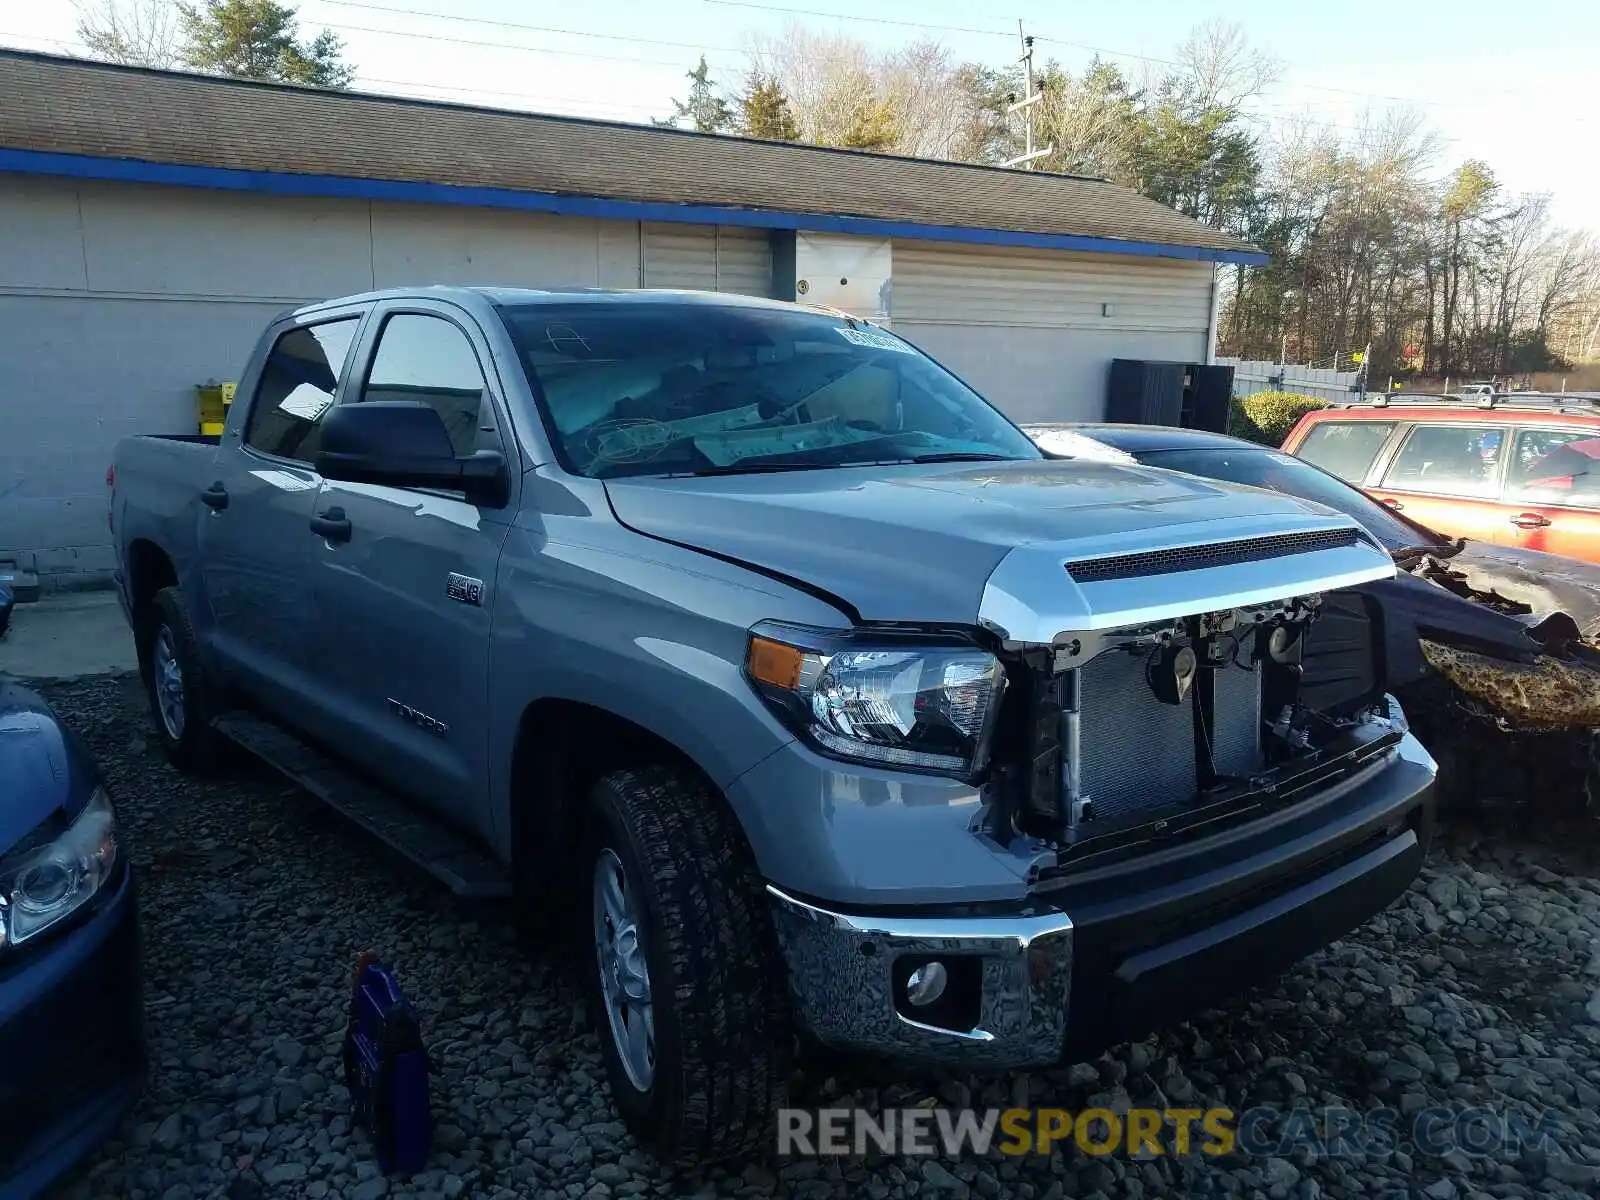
[{"left": 34, "top": 673, "right": 1600, "bottom": 1200}]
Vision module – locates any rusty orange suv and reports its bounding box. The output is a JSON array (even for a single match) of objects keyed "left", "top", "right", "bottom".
[{"left": 1281, "top": 396, "right": 1600, "bottom": 565}]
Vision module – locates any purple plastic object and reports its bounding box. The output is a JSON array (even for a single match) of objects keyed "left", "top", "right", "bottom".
[{"left": 341, "top": 952, "right": 432, "bottom": 1175}]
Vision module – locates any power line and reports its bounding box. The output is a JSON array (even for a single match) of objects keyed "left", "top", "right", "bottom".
[
  {"left": 316, "top": 0, "right": 733, "bottom": 54},
  {"left": 316, "top": 20, "right": 708, "bottom": 69},
  {"left": 0, "top": 30, "right": 668, "bottom": 119},
  {"left": 355, "top": 75, "right": 662, "bottom": 116},
  {"left": 698, "top": 0, "right": 1555, "bottom": 106}
]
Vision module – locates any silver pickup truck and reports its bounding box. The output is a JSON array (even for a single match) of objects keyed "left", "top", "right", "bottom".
[{"left": 109, "top": 287, "right": 1437, "bottom": 1166}]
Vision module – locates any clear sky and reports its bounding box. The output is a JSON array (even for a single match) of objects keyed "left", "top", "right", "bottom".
[{"left": 7, "top": 0, "right": 1597, "bottom": 231}]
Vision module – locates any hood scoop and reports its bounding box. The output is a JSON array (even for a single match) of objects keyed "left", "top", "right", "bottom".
[{"left": 982, "top": 516, "right": 1396, "bottom": 647}]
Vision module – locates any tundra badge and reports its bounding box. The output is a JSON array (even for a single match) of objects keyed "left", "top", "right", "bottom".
[
  {"left": 387, "top": 698, "right": 448, "bottom": 736},
  {"left": 446, "top": 573, "right": 485, "bottom": 606}
]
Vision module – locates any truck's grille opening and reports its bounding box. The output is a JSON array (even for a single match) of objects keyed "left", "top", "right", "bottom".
[
  {"left": 1074, "top": 631, "right": 1264, "bottom": 823},
  {"left": 1064, "top": 529, "right": 1360, "bottom": 584}
]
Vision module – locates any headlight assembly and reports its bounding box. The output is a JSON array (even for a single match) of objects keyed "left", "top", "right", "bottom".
[
  {"left": 744, "top": 623, "right": 1007, "bottom": 777},
  {"left": 0, "top": 787, "right": 119, "bottom": 950}
]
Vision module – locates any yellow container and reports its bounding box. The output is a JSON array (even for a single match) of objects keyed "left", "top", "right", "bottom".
[{"left": 195, "top": 381, "right": 238, "bottom": 433}]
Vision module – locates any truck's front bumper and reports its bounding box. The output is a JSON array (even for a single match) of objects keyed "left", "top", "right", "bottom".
[{"left": 769, "top": 731, "right": 1436, "bottom": 1069}]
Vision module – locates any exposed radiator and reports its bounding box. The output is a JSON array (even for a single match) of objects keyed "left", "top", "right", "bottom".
[
  {"left": 1075, "top": 648, "right": 1195, "bottom": 822},
  {"left": 1073, "top": 631, "right": 1264, "bottom": 823},
  {"left": 1211, "top": 631, "right": 1265, "bottom": 778}
]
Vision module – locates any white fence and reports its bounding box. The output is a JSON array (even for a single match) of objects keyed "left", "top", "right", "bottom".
[{"left": 1219, "top": 358, "right": 1360, "bottom": 403}]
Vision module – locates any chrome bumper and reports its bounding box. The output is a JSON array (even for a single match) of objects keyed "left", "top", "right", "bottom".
[{"left": 767, "top": 885, "right": 1073, "bottom": 1068}]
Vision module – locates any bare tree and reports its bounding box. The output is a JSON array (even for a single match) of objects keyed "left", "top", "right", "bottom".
[
  {"left": 746, "top": 23, "right": 984, "bottom": 158},
  {"left": 747, "top": 23, "right": 878, "bottom": 149},
  {"left": 74, "top": 0, "right": 182, "bottom": 68},
  {"left": 876, "top": 39, "right": 976, "bottom": 159},
  {"left": 1176, "top": 18, "right": 1280, "bottom": 109}
]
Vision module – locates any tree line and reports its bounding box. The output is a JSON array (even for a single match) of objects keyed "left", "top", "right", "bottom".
[
  {"left": 71, "top": 6, "right": 1600, "bottom": 379},
  {"left": 75, "top": 0, "right": 351, "bottom": 87},
  {"left": 661, "top": 21, "right": 1600, "bottom": 381}
]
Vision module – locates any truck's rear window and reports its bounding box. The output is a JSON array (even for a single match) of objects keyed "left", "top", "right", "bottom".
[
  {"left": 1294, "top": 420, "right": 1396, "bottom": 484},
  {"left": 495, "top": 302, "right": 1040, "bottom": 478}
]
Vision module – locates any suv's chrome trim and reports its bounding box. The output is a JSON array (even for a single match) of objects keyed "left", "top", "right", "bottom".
[{"left": 978, "top": 513, "right": 1395, "bottom": 647}]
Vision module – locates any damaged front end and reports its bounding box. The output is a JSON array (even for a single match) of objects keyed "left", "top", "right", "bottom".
[
  {"left": 976, "top": 519, "right": 1412, "bottom": 868},
  {"left": 1380, "top": 546, "right": 1600, "bottom": 813}
]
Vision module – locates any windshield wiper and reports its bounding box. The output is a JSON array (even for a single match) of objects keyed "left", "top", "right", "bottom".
[
  {"left": 675, "top": 451, "right": 1022, "bottom": 477},
  {"left": 903, "top": 452, "right": 1022, "bottom": 463},
  {"left": 680, "top": 461, "right": 825, "bottom": 477}
]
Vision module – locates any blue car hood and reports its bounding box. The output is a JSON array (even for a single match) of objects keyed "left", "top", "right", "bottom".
[{"left": 0, "top": 681, "right": 84, "bottom": 852}]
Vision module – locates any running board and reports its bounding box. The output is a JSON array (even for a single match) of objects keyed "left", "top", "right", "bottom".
[{"left": 213, "top": 711, "right": 512, "bottom": 899}]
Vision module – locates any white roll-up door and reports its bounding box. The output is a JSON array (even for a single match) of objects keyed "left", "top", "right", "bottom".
[
  {"left": 891, "top": 239, "right": 1215, "bottom": 423},
  {"left": 641, "top": 223, "right": 773, "bottom": 296}
]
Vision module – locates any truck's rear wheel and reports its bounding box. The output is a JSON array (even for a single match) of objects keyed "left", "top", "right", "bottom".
[
  {"left": 140, "top": 586, "right": 226, "bottom": 772},
  {"left": 584, "top": 764, "right": 792, "bottom": 1167}
]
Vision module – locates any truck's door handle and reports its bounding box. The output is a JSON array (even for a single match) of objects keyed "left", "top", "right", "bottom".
[
  {"left": 310, "top": 506, "right": 352, "bottom": 543},
  {"left": 200, "top": 481, "right": 229, "bottom": 511},
  {"left": 1379, "top": 498, "right": 1403, "bottom": 511},
  {"left": 1511, "top": 512, "right": 1552, "bottom": 529}
]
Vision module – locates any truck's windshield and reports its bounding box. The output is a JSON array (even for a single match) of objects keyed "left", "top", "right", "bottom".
[{"left": 496, "top": 301, "right": 1042, "bottom": 478}]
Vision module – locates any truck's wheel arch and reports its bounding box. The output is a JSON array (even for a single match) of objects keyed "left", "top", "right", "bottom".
[
  {"left": 125, "top": 539, "right": 177, "bottom": 677},
  {"left": 507, "top": 698, "right": 751, "bottom": 913}
]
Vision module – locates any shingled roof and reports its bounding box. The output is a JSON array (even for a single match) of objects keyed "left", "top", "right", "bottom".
[{"left": 0, "top": 50, "right": 1265, "bottom": 265}]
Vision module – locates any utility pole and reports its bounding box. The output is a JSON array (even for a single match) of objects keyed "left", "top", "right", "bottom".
[{"left": 1000, "top": 22, "right": 1054, "bottom": 170}]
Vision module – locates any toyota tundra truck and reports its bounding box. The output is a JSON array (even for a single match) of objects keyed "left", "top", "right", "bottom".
[{"left": 108, "top": 287, "right": 1436, "bottom": 1166}]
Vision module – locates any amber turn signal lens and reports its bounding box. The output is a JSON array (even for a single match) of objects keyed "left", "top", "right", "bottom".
[{"left": 747, "top": 636, "right": 805, "bottom": 690}]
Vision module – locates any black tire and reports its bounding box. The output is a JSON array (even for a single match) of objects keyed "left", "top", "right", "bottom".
[
  {"left": 584, "top": 764, "right": 792, "bottom": 1168},
  {"left": 139, "top": 586, "right": 226, "bottom": 772}
]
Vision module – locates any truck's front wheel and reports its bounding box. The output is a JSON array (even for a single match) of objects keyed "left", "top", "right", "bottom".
[
  {"left": 584, "top": 764, "right": 792, "bottom": 1167},
  {"left": 140, "top": 586, "right": 226, "bottom": 772}
]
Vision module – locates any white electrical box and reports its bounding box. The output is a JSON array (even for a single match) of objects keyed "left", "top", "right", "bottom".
[{"left": 794, "top": 233, "right": 893, "bottom": 324}]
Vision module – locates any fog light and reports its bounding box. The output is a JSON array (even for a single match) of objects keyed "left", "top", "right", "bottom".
[{"left": 905, "top": 962, "right": 949, "bottom": 1007}]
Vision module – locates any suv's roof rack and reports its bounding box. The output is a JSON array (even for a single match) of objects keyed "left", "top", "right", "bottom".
[{"left": 1331, "top": 391, "right": 1600, "bottom": 414}]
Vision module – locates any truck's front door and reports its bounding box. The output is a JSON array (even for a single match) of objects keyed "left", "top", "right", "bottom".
[
  {"left": 197, "top": 312, "right": 365, "bottom": 712},
  {"left": 305, "top": 303, "right": 515, "bottom": 839}
]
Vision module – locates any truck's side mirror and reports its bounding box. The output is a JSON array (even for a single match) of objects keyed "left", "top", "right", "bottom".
[{"left": 316, "top": 401, "right": 509, "bottom": 508}]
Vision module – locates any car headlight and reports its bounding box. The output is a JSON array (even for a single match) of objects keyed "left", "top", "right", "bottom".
[
  {"left": 744, "top": 623, "right": 1008, "bottom": 776},
  {"left": 0, "top": 787, "right": 118, "bottom": 950}
]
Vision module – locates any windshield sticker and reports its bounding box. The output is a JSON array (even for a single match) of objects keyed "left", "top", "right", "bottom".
[{"left": 835, "top": 326, "right": 916, "bottom": 355}]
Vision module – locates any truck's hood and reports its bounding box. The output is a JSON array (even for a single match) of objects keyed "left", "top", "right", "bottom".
[{"left": 604, "top": 459, "right": 1393, "bottom": 629}]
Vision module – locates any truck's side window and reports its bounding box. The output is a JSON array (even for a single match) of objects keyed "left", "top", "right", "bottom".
[
  {"left": 244, "top": 319, "right": 360, "bottom": 463},
  {"left": 360, "top": 314, "right": 496, "bottom": 457}
]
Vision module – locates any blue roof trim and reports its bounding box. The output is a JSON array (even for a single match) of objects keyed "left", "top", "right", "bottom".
[{"left": 0, "top": 147, "right": 1271, "bottom": 266}]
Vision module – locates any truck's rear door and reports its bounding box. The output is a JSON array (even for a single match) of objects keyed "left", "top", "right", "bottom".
[
  {"left": 199, "top": 311, "right": 366, "bottom": 709},
  {"left": 302, "top": 300, "right": 515, "bottom": 842}
]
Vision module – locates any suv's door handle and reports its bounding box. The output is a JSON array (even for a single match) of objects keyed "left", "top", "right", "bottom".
[
  {"left": 310, "top": 506, "right": 352, "bottom": 542},
  {"left": 200, "top": 481, "right": 229, "bottom": 511},
  {"left": 1380, "top": 498, "right": 1403, "bottom": 511},
  {"left": 1511, "top": 512, "right": 1552, "bottom": 529}
]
